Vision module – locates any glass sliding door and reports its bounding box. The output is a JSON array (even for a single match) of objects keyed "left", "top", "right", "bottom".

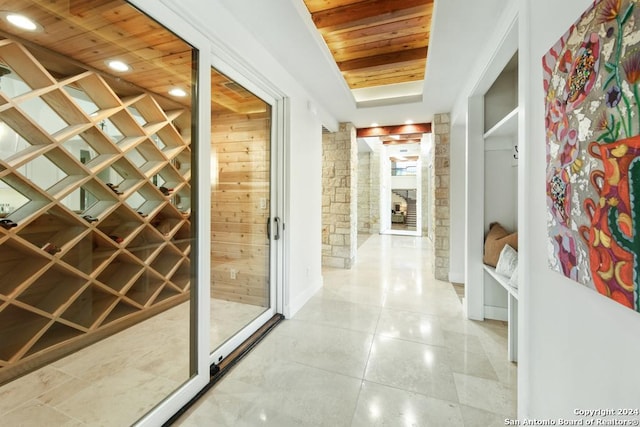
[
  {"left": 0, "top": 1, "right": 206, "bottom": 425},
  {"left": 209, "top": 66, "right": 278, "bottom": 360}
]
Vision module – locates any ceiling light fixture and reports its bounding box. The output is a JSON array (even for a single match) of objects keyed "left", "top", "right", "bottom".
[
  {"left": 371, "top": 122, "right": 379, "bottom": 127},
  {"left": 107, "top": 60, "right": 130, "bottom": 72},
  {"left": 169, "top": 88, "right": 187, "bottom": 97},
  {"left": 5, "top": 13, "right": 39, "bottom": 31},
  {"left": 405, "top": 119, "right": 414, "bottom": 125}
]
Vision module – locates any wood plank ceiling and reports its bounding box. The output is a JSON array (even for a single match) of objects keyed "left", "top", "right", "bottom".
[
  {"left": 0, "top": 0, "right": 193, "bottom": 110},
  {"left": 0, "top": 0, "right": 269, "bottom": 115},
  {"left": 303, "top": 0, "right": 434, "bottom": 90}
]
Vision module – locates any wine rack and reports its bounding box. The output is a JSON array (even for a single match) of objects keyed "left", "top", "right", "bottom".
[{"left": 0, "top": 38, "right": 192, "bottom": 383}]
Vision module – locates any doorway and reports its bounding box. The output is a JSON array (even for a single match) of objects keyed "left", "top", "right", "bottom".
[
  {"left": 381, "top": 143, "right": 422, "bottom": 236},
  {"left": 209, "top": 66, "right": 283, "bottom": 364}
]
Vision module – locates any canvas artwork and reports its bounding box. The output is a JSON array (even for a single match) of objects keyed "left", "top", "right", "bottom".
[{"left": 544, "top": 0, "right": 640, "bottom": 313}]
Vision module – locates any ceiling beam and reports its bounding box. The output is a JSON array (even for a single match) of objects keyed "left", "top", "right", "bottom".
[
  {"left": 311, "top": 0, "right": 433, "bottom": 32},
  {"left": 338, "top": 47, "right": 427, "bottom": 72},
  {"left": 384, "top": 139, "right": 422, "bottom": 145},
  {"left": 323, "top": 14, "right": 430, "bottom": 47},
  {"left": 357, "top": 123, "right": 431, "bottom": 137}
]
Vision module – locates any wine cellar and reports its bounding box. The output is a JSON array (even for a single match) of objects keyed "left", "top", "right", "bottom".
[{"left": 0, "top": 36, "right": 193, "bottom": 384}]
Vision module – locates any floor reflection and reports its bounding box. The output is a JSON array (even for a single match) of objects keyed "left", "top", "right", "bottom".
[
  {"left": 0, "top": 303, "right": 190, "bottom": 426},
  {"left": 177, "top": 234, "right": 517, "bottom": 426}
]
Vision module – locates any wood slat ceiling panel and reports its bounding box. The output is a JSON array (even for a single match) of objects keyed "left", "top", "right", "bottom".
[
  {"left": 303, "top": 0, "right": 368, "bottom": 14},
  {"left": 0, "top": 0, "right": 194, "bottom": 110},
  {"left": 211, "top": 68, "right": 268, "bottom": 115},
  {"left": 303, "top": 0, "right": 433, "bottom": 90},
  {"left": 323, "top": 14, "right": 430, "bottom": 49},
  {"left": 344, "top": 61, "right": 426, "bottom": 88},
  {"left": 331, "top": 33, "right": 428, "bottom": 63}
]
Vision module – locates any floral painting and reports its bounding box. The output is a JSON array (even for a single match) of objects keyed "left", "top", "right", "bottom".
[{"left": 544, "top": 0, "right": 640, "bottom": 313}]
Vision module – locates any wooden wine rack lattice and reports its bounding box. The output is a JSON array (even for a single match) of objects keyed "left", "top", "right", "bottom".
[{"left": 0, "top": 39, "right": 192, "bottom": 383}]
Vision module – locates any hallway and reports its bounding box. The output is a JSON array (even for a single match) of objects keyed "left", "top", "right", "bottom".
[{"left": 176, "top": 234, "right": 517, "bottom": 426}]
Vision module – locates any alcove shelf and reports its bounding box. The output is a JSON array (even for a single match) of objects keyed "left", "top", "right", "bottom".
[
  {"left": 0, "top": 38, "right": 191, "bottom": 384},
  {"left": 465, "top": 20, "right": 519, "bottom": 362},
  {"left": 483, "top": 107, "right": 518, "bottom": 140},
  {"left": 482, "top": 51, "right": 519, "bottom": 362},
  {"left": 483, "top": 264, "right": 519, "bottom": 360}
]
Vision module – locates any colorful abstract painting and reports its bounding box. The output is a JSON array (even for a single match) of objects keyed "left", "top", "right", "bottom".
[{"left": 544, "top": 0, "right": 640, "bottom": 313}]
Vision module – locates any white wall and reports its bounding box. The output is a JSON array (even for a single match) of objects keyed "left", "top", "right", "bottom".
[
  {"left": 449, "top": 124, "right": 465, "bottom": 283},
  {"left": 522, "top": 0, "right": 640, "bottom": 418},
  {"left": 162, "top": 0, "right": 333, "bottom": 317},
  {"left": 287, "top": 96, "right": 324, "bottom": 315},
  {"left": 391, "top": 175, "right": 417, "bottom": 189}
]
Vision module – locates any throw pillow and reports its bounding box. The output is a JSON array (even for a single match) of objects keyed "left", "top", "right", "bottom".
[
  {"left": 483, "top": 222, "right": 518, "bottom": 267},
  {"left": 496, "top": 244, "right": 518, "bottom": 277},
  {"left": 509, "top": 264, "right": 519, "bottom": 288}
]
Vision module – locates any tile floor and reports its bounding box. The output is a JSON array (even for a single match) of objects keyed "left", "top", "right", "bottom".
[
  {"left": 0, "top": 302, "right": 190, "bottom": 426},
  {"left": 176, "top": 234, "right": 517, "bottom": 426},
  {"left": 211, "top": 299, "right": 267, "bottom": 353},
  {"left": 0, "top": 298, "right": 264, "bottom": 426}
]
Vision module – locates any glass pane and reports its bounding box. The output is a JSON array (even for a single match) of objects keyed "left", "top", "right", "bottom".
[
  {"left": 211, "top": 67, "right": 271, "bottom": 353},
  {"left": 0, "top": 1, "right": 196, "bottom": 425}
]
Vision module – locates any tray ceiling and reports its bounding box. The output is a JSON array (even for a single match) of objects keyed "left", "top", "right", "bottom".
[{"left": 302, "top": 0, "right": 433, "bottom": 91}]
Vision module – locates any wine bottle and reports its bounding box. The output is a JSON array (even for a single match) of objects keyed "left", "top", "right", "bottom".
[
  {"left": 82, "top": 215, "right": 98, "bottom": 223},
  {"left": 106, "top": 183, "right": 123, "bottom": 195},
  {"left": 159, "top": 186, "right": 173, "bottom": 196},
  {"left": 42, "top": 243, "right": 61, "bottom": 255},
  {"left": 0, "top": 219, "right": 17, "bottom": 229}
]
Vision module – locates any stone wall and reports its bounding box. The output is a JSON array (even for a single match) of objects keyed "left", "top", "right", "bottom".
[
  {"left": 358, "top": 152, "right": 371, "bottom": 234},
  {"left": 369, "top": 140, "right": 381, "bottom": 232},
  {"left": 432, "top": 113, "right": 451, "bottom": 281},
  {"left": 422, "top": 138, "right": 432, "bottom": 238},
  {"left": 322, "top": 123, "right": 358, "bottom": 268}
]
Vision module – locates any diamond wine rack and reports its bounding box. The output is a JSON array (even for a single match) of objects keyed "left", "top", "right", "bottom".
[{"left": 0, "top": 38, "right": 192, "bottom": 383}]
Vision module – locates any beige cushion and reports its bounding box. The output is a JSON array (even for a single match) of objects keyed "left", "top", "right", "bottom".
[
  {"left": 496, "top": 244, "right": 518, "bottom": 277},
  {"left": 509, "top": 264, "right": 519, "bottom": 288},
  {"left": 483, "top": 222, "right": 518, "bottom": 267}
]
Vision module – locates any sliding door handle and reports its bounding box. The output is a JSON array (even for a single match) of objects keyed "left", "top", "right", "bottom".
[
  {"left": 267, "top": 217, "right": 271, "bottom": 240},
  {"left": 274, "top": 217, "right": 281, "bottom": 241}
]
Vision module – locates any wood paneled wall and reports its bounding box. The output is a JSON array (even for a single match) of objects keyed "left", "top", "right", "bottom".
[{"left": 210, "top": 110, "right": 271, "bottom": 307}]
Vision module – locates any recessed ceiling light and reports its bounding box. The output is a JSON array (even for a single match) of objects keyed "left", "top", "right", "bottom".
[
  {"left": 5, "top": 13, "right": 39, "bottom": 31},
  {"left": 371, "top": 122, "right": 379, "bottom": 127},
  {"left": 169, "top": 88, "right": 187, "bottom": 97},
  {"left": 107, "top": 60, "right": 130, "bottom": 72},
  {"left": 405, "top": 119, "right": 414, "bottom": 125}
]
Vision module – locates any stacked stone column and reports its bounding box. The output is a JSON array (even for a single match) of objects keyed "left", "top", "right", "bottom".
[
  {"left": 432, "top": 113, "right": 451, "bottom": 280},
  {"left": 358, "top": 152, "right": 371, "bottom": 234},
  {"left": 322, "top": 123, "right": 358, "bottom": 268}
]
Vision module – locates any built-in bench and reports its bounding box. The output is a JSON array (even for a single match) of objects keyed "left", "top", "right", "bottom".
[{"left": 483, "top": 264, "right": 518, "bottom": 362}]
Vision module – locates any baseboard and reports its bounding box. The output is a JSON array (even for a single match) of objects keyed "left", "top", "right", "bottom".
[
  {"left": 286, "top": 275, "right": 323, "bottom": 318},
  {"left": 484, "top": 305, "right": 508, "bottom": 321}
]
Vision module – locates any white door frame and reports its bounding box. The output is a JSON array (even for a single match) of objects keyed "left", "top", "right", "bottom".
[
  {"left": 129, "top": 1, "right": 211, "bottom": 425},
  {"left": 207, "top": 54, "right": 286, "bottom": 367},
  {"left": 381, "top": 144, "right": 423, "bottom": 237},
  {"left": 131, "top": 1, "right": 288, "bottom": 424}
]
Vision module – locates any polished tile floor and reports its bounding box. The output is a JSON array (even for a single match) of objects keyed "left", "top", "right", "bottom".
[
  {"left": 0, "top": 298, "right": 264, "bottom": 426},
  {"left": 176, "top": 234, "right": 517, "bottom": 426}
]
